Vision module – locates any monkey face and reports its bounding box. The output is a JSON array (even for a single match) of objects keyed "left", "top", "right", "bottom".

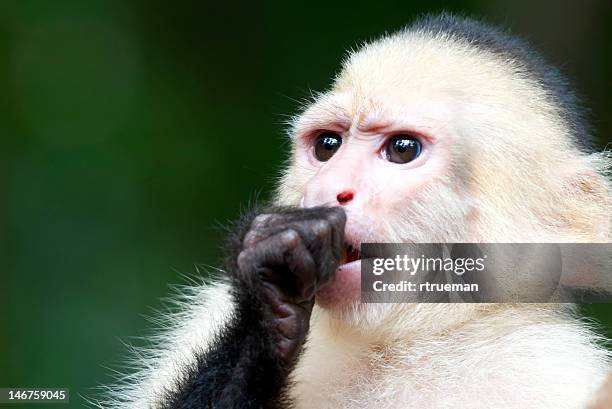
[
  {"left": 276, "top": 92, "right": 472, "bottom": 312},
  {"left": 273, "top": 32, "right": 611, "bottom": 320}
]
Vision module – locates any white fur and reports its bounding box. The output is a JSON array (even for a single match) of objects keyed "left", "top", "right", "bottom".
[
  {"left": 97, "top": 284, "right": 611, "bottom": 409},
  {"left": 91, "top": 279, "right": 234, "bottom": 409},
  {"left": 292, "top": 304, "right": 611, "bottom": 409}
]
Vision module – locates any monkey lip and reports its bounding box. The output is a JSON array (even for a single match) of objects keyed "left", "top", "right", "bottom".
[{"left": 316, "top": 257, "right": 361, "bottom": 308}]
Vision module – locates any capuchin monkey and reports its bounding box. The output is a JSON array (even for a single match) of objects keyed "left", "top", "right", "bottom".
[{"left": 98, "top": 13, "right": 612, "bottom": 409}]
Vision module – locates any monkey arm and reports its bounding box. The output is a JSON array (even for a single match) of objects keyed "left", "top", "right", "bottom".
[
  {"left": 162, "top": 207, "right": 346, "bottom": 409},
  {"left": 162, "top": 285, "right": 290, "bottom": 409}
]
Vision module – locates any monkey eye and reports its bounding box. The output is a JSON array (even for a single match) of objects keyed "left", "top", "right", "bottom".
[
  {"left": 385, "top": 135, "right": 421, "bottom": 164},
  {"left": 314, "top": 132, "right": 342, "bottom": 162}
]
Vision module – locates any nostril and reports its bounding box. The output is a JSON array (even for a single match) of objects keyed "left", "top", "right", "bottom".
[{"left": 336, "top": 191, "right": 355, "bottom": 205}]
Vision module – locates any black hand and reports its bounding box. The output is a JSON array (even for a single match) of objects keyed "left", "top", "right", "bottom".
[
  {"left": 165, "top": 206, "right": 346, "bottom": 409},
  {"left": 235, "top": 207, "right": 346, "bottom": 365}
]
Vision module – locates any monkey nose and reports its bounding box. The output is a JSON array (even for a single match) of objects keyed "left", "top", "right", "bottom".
[{"left": 336, "top": 191, "right": 355, "bottom": 205}]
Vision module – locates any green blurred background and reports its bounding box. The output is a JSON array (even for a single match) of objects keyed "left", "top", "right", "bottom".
[{"left": 0, "top": 0, "right": 610, "bottom": 407}]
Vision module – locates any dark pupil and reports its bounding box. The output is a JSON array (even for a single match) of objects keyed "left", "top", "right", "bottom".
[
  {"left": 388, "top": 136, "right": 421, "bottom": 163},
  {"left": 315, "top": 134, "right": 341, "bottom": 161},
  {"left": 322, "top": 137, "right": 339, "bottom": 150},
  {"left": 395, "top": 138, "right": 415, "bottom": 153}
]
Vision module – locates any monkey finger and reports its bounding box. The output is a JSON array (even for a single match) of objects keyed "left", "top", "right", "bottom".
[
  {"left": 287, "top": 218, "right": 338, "bottom": 285},
  {"left": 324, "top": 207, "right": 347, "bottom": 258},
  {"left": 244, "top": 207, "right": 342, "bottom": 250},
  {"left": 261, "top": 207, "right": 343, "bottom": 229},
  {"left": 243, "top": 222, "right": 307, "bottom": 249},
  {"left": 321, "top": 207, "right": 347, "bottom": 233},
  {"left": 237, "top": 229, "right": 318, "bottom": 300},
  {"left": 238, "top": 229, "right": 300, "bottom": 276},
  {"left": 242, "top": 210, "right": 314, "bottom": 248},
  {"left": 280, "top": 235, "right": 318, "bottom": 300}
]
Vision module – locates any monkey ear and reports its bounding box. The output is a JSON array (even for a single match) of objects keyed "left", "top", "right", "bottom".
[
  {"left": 561, "top": 157, "right": 611, "bottom": 240},
  {"left": 573, "top": 168, "right": 610, "bottom": 199},
  {"left": 558, "top": 159, "right": 612, "bottom": 292}
]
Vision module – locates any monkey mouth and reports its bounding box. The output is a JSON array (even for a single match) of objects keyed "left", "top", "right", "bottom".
[
  {"left": 344, "top": 244, "right": 361, "bottom": 264},
  {"left": 318, "top": 243, "right": 363, "bottom": 307}
]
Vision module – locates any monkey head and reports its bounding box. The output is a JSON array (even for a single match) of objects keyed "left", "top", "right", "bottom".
[{"left": 274, "top": 16, "right": 612, "bottom": 335}]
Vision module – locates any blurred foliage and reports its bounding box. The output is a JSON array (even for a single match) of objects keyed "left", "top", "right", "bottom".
[{"left": 0, "top": 0, "right": 610, "bottom": 407}]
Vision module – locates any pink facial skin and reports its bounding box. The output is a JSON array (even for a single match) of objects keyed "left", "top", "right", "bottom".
[
  {"left": 294, "top": 93, "right": 454, "bottom": 311},
  {"left": 315, "top": 260, "right": 362, "bottom": 309}
]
